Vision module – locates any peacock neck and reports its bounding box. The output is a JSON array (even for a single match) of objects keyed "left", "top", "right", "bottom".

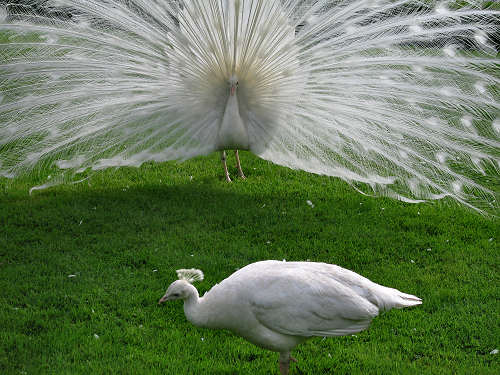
[{"left": 217, "top": 93, "right": 249, "bottom": 150}]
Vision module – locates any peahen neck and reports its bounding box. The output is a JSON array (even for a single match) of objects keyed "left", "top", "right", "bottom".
[
  {"left": 182, "top": 286, "right": 209, "bottom": 328},
  {"left": 217, "top": 93, "right": 249, "bottom": 150}
]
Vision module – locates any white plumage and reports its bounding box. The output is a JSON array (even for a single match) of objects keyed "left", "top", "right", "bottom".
[
  {"left": 158, "top": 260, "right": 422, "bottom": 374},
  {"left": 0, "top": 0, "right": 499, "bottom": 212}
]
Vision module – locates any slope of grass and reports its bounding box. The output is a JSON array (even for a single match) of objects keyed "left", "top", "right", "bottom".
[{"left": 0, "top": 152, "right": 499, "bottom": 374}]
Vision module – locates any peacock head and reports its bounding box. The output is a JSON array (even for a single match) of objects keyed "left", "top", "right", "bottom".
[
  {"left": 228, "top": 75, "right": 239, "bottom": 96},
  {"left": 158, "top": 268, "right": 204, "bottom": 304}
]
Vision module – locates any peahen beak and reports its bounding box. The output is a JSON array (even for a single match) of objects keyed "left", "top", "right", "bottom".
[{"left": 158, "top": 295, "right": 169, "bottom": 304}]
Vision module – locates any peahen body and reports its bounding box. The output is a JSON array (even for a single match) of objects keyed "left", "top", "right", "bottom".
[{"left": 159, "top": 260, "right": 422, "bottom": 375}]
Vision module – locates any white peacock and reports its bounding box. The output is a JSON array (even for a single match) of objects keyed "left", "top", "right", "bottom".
[{"left": 0, "top": 0, "right": 498, "bottom": 212}]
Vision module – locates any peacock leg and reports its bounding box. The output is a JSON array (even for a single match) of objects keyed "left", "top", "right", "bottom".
[
  {"left": 221, "top": 151, "right": 231, "bottom": 182},
  {"left": 235, "top": 150, "right": 246, "bottom": 179}
]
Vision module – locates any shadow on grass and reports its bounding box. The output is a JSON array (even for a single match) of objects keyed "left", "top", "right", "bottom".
[{"left": 2, "top": 176, "right": 497, "bottom": 279}]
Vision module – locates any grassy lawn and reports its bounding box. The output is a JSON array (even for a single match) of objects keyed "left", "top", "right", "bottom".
[{"left": 0, "top": 152, "right": 498, "bottom": 374}]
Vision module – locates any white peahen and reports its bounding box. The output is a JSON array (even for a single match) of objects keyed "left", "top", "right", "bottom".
[
  {"left": 158, "top": 260, "right": 422, "bottom": 375},
  {"left": 0, "top": 1, "right": 499, "bottom": 212}
]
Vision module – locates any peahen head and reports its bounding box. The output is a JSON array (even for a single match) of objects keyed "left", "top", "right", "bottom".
[
  {"left": 158, "top": 268, "right": 204, "bottom": 304},
  {"left": 158, "top": 280, "right": 195, "bottom": 303}
]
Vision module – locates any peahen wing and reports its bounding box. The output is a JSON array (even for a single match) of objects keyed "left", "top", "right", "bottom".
[{"left": 247, "top": 266, "right": 379, "bottom": 337}]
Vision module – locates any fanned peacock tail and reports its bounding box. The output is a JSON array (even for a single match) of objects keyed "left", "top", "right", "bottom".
[{"left": 0, "top": 0, "right": 499, "bottom": 212}]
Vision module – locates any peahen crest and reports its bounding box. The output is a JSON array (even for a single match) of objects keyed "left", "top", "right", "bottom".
[{"left": 176, "top": 268, "right": 204, "bottom": 284}]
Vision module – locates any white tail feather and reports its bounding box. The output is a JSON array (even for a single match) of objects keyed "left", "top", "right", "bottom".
[
  {"left": 377, "top": 287, "right": 422, "bottom": 310},
  {"left": 395, "top": 292, "right": 422, "bottom": 309}
]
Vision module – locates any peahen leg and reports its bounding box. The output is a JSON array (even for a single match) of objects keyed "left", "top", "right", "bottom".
[
  {"left": 221, "top": 151, "right": 231, "bottom": 182},
  {"left": 235, "top": 150, "right": 246, "bottom": 179},
  {"left": 278, "top": 352, "right": 297, "bottom": 375}
]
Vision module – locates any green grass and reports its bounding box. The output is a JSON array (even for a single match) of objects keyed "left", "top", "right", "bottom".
[{"left": 0, "top": 152, "right": 499, "bottom": 374}]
